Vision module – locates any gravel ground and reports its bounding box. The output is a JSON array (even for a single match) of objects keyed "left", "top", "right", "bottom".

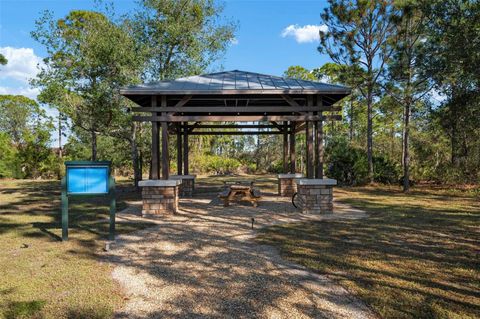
[{"left": 105, "top": 194, "right": 376, "bottom": 319}]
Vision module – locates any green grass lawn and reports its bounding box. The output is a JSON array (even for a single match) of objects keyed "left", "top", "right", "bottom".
[
  {"left": 258, "top": 185, "right": 480, "bottom": 319},
  {"left": 0, "top": 179, "right": 154, "bottom": 319},
  {"left": 2, "top": 176, "right": 479, "bottom": 319}
]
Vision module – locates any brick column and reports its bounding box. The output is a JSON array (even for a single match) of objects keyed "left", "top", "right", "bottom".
[
  {"left": 138, "top": 180, "right": 182, "bottom": 216},
  {"left": 278, "top": 173, "right": 304, "bottom": 197},
  {"left": 169, "top": 175, "right": 195, "bottom": 197},
  {"left": 295, "top": 179, "right": 337, "bottom": 213}
]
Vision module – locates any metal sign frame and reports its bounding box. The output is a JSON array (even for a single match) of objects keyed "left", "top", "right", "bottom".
[{"left": 61, "top": 161, "right": 116, "bottom": 241}]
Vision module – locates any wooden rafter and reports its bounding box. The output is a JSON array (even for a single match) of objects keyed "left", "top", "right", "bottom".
[
  {"left": 130, "top": 106, "right": 338, "bottom": 113},
  {"left": 133, "top": 115, "right": 324, "bottom": 122},
  {"left": 174, "top": 95, "right": 192, "bottom": 107},
  {"left": 281, "top": 94, "right": 301, "bottom": 107},
  {"left": 187, "top": 124, "right": 277, "bottom": 129},
  {"left": 189, "top": 131, "right": 284, "bottom": 135}
]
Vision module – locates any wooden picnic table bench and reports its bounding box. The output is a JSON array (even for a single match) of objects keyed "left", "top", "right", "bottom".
[{"left": 218, "top": 181, "right": 261, "bottom": 207}]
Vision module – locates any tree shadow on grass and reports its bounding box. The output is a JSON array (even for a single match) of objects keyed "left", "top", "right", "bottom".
[
  {"left": 0, "top": 179, "right": 149, "bottom": 243},
  {"left": 258, "top": 188, "right": 480, "bottom": 318}
]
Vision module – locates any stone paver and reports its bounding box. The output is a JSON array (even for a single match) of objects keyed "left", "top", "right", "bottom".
[{"left": 106, "top": 194, "right": 375, "bottom": 319}]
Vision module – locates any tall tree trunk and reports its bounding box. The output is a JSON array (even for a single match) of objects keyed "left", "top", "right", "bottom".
[
  {"left": 402, "top": 100, "right": 411, "bottom": 192},
  {"left": 367, "top": 86, "right": 374, "bottom": 183},
  {"left": 451, "top": 126, "right": 457, "bottom": 166},
  {"left": 349, "top": 95, "right": 354, "bottom": 142},
  {"left": 91, "top": 130, "right": 97, "bottom": 161},
  {"left": 390, "top": 120, "right": 395, "bottom": 159},
  {"left": 57, "top": 112, "right": 63, "bottom": 180},
  {"left": 58, "top": 113, "right": 63, "bottom": 159},
  {"left": 450, "top": 103, "right": 459, "bottom": 167}
]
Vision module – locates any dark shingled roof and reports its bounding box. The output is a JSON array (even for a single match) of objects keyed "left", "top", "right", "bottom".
[{"left": 120, "top": 70, "right": 350, "bottom": 95}]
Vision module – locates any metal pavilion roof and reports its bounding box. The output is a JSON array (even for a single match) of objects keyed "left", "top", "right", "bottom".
[{"left": 120, "top": 70, "right": 350, "bottom": 95}]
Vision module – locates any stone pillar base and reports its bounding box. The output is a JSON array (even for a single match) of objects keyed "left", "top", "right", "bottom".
[
  {"left": 169, "top": 175, "right": 195, "bottom": 197},
  {"left": 295, "top": 179, "right": 337, "bottom": 213},
  {"left": 278, "top": 173, "right": 304, "bottom": 197},
  {"left": 138, "top": 180, "right": 181, "bottom": 216}
]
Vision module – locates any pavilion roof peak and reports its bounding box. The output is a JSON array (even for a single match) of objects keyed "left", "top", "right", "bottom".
[{"left": 121, "top": 70, "right": 350, "bottom": 95}]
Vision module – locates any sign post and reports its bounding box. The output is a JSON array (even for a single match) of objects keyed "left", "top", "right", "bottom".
[
  {"left": 61, "top": 161, "right": 116, "bottom": 241},
  {"left": 61, "top": 176, "right": 69, "bottom": 241},
  {"left": 109, "top": 175, "right": 116, "bottom": 241}
]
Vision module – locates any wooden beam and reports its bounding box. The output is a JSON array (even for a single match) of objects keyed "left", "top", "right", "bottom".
[
  {"left": 294, "top": 123, "right": 306, "bottom": 134},
  {"left": 151, "top": 96, "right": 160, "bottom": 180},
  {"left": 161, "top": 96, "right": 169, "bottom": 180},
  {"left": 177, "top": 125, "right": 182, "bottom": 175},
  {"left": 293, "top": 115, "right": 342, "bottom": 134},
  {"left": 130, "top": 106, "right": 338, "bottom": 113},
  {"left": 315, "top": 117, "right": 324, "bottom": 178},
  {"left": 306, "top": 97, "right": 314, "bottom": 179},
  {"left": 133, "top": 115, "right": 322, "bottom": 122},
  {"left": 187, "top": 124, "right": 278, "bottom": 129},
  {"left": 281, "top": 94, "right": 301, "bottom": 107},
  {"left": 174, "top": 95, "right": 192, "bottom": 107},
  {"left": 316, "top": 95, "right": 324, "bottom": 178},
  {"left": 270, "top": 121, "right": 285, "bottom": 132},
  {"left": 189, "top": 131, "right": 284, "bottom": 135},
  {"left": 283, "top": 122, "right": 288, "bottom": 173},
  {"left": 290, "top": 122, "right": 296, "bottom": 173},
  {"left": 187, "top": 122, "right": 200, "bottom": 133},
  {"left": 183, "top": 123, "right": 189, "bottom": 175}
]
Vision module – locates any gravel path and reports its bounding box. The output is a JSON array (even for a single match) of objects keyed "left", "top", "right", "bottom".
[{"left": 106, "top": 194, "right": 375, "bottom": 319}]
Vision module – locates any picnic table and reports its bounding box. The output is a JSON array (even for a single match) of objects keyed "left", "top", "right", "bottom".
[{"left": 218, "top": 181, "right": 261, "bottom": 207}]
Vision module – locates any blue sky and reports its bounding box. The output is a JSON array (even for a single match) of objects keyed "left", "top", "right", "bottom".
[{"left": 0, "top": 0, "right": 332, "bottom": 101}]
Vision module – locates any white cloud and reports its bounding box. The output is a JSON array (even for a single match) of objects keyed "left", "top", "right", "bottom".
[
  {"left": 0, "top": 86, "right": 40, "bottom": 100},
  {"left": 281, "top": 24, "right": 328, "bottom": 43},
  {"left": 0, "top": 46, "right": 43, "bottom": 83},
  {"left": 230, "top": 37, "right": 239, "bottom": 45}
]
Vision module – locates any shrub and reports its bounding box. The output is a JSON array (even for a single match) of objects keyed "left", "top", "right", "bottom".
[
  {"left": 192, "top": 154, "right": 242, "bottom": 174},
  {"left": 325, "top": 138, "right": 368, "bottom": 185},
  {"left": 268, "top": 159, "right": 284, "bottom": 174},
  {"left": 325, "top": 137, "right": 400, "bottom": 185},
  {"left": 373, "top": 155, "right": 401, "bottom": 184}
]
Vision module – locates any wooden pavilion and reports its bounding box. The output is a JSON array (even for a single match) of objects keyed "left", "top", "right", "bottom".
[
  {"left": 121, "top": 70, "right": 350, "bottom": 178},
  {"left": 120, "top": 70, "right": 350, "bottom": 215}
]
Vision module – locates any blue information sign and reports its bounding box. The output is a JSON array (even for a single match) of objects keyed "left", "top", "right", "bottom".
[
  {"left": 67, "top": 166, "right": 109, "bottom": 194},
  {"left": 61, "top": 161, "right": 116, "bottom": 241}
]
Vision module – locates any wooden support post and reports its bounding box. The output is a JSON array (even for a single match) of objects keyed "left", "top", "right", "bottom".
[
  {"left": 177, "top": 124, "right": 183, "bottom": 175},
  {"left": 183, "top": 122, "right": 189, "bottom": 175},
  {"left": 306, "top": 121, "right": 314, "bottom": 178},
  {"left": 108, "top": 175, "right": 116, "bottom": 241},
  {"left": 151, "top": 96, "right": 160, "bottom": 180},
  {"left": 290, "top": 122, "right": 296, "bottom": 173},
  {"left": 61, "top": 176, "right": 68, "bottom": 241},
  {"left": 161, "top": 95, "right": 169, "bottom": 180},
  {"left": 306, "top": 96, "right": 314, "bottom": 178},
  {"left": 283, "top": 121, "right": 288, "bottom": 173},
  {"left": 315, "top": 112, "right": 324, "bottom": 179}
]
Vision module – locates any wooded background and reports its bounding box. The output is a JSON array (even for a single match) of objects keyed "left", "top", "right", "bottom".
[{"left": 0, "top": 0, "right": 478, "bottom": 191}]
